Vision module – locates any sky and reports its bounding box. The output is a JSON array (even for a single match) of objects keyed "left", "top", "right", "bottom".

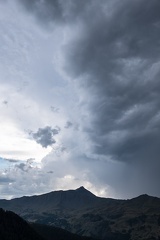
[{"left": 0, "top": 0, "right": 160, "bottom": 200}]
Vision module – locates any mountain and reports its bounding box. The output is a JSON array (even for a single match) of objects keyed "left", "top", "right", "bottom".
[
  {"left": 0, "top": 208, "right": 44, "bottom": 240},
  {"left": 0, "top": 186, "right": 101, "bottom": 211},
  {"left": 0, "top": 187, "right": 160, "bottom": 240}
]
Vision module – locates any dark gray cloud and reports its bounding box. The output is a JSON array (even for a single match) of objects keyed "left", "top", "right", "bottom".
[
  {"left": 26, "top": 158, "right": 35, "bottom": 164},
  {"left": 64, "top": 0, "right": 160, "bottom": 162},
  {"left": 2, "top": 158, "right": 19, "bottom": 163},
  {"left": 2, "top": 100, "right": 8, "bottom": 105},
  {"left": 31, "top": 126, "right": 60, "bottom": 148},
  {"left": 65, "top": 0, "right": 160, "bottom": 196},
  {"left": 63, "top": 0, "right": 160, "bottom": 196},
  {"left": 50, "top": 106, "right": 59, "bottom": 113},
  {"left": 18, "top": 0, "right": 160, "bottom": 196},
  {"left": 17, "top": 0, "right": 92, "bottom": 26},
  {"left": 0, "top": 176, "right": 14, "bottom": 185},
  {"left": 15, "top": 160, "right": 36, "bottom": 172},
  {"left": 15, "top": 163, "right": 29, "bottom": 172},
  {"left": 14, "top": 159, "right": 36, "bottom": 173},
  {"left": 47, "top": 171, "right": 54, "bottom": 174},
  {"left": 65, "top": 121, "right": 73, "bottom": 129}
]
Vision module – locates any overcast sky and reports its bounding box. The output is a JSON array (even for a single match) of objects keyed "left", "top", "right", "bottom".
[{"left": 0, "top": 0, "right": 160, "bottom": 199}]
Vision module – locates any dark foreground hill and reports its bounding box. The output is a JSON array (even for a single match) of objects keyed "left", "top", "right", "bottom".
[
  {"left": 31, "top": 223, "right": 96, "bottom": 240},
  {"left": 0, "top": 208, "right": 44, "bottom": 240},
  {"left": 0, "top": 208, "right": 96, "bottom": 240},
  {"left": 0, "top": 187, "right": 160, "bottom": 240}
]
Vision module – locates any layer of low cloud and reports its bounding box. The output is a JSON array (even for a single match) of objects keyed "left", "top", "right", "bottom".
[{"left": 1, "top": 158, "right": 19, "bottom": 163}]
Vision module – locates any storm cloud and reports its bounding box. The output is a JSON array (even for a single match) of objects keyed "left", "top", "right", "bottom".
[
  {"left": 31, "top": 126, "right": 60, "bottom": 148},
  {"left": 63, "top": 0, "right": 160, "bottom": 195}
]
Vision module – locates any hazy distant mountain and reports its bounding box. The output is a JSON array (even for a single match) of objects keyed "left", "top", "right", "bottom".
[{"left": 0, "top": 187, "right": 160, "bottom": 240}]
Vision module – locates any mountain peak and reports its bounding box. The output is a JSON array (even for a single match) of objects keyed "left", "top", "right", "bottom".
[
  {"left": 75, "top": 186, "right": 97, "bottom": 200},
  {"left": 76, "top": 186, "right": 86, "bottom": 191},
  {"left": 131, "top": 194, "right": 151, "bottom": 201}
]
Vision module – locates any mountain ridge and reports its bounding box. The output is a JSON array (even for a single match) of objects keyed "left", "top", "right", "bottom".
[{"left": 1, "top": 186, "right": 156, "bottom": 202}]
